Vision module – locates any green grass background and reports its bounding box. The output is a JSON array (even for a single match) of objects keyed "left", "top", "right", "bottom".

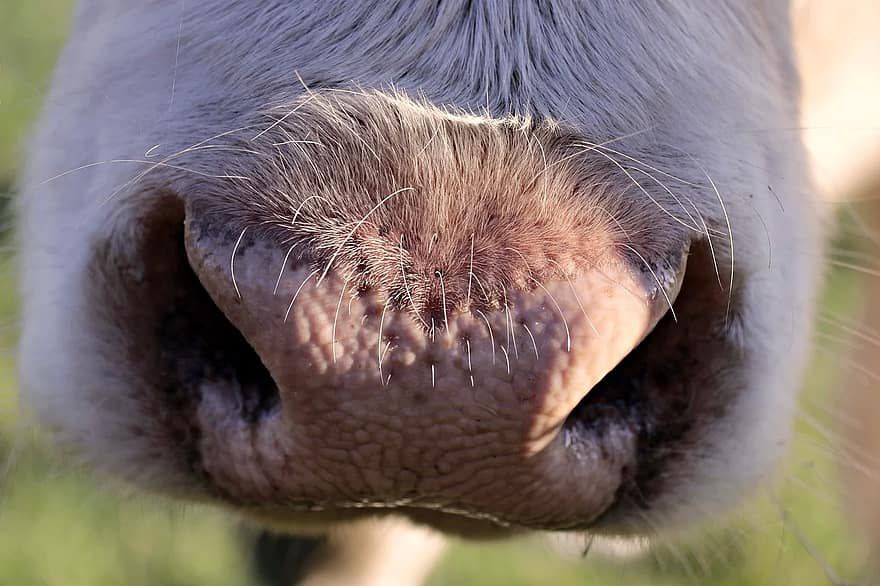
[{"left": 0, "top": 1, "right": 873, "bottom": 584}]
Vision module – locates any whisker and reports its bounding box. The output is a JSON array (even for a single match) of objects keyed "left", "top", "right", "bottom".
[
  {"left": 466, "top": 233, "right": 475, "bottom": 309},
  {"left": 251, "top": 94, "right": 317, "bottom": 141},
  {"left": 686, "top": 198, "right": 724, "bottom": 289},
  {"left": 590, "top": 142, "right": 701, "bottom": 188},
  {"left": 502, "top": 288, "right": 518, "bottom": 359},
  {"left": 530, "top": 133, "right": 550, "bottom": 203},
  {"left": 470, "top": 271, "right": 492, "bottom": 304},
  {"left": 529, "top": 278, "right": 572, "bottom": 352},
  {"left": 294, "top": 69, "right": 316, "bottom": 97},
  {"left": 283, "top": 270, "right": 319, "bottom": 322},
  {"left": 522, "top": 323, "right": 540, "bottom": 359},
  {"left": 437, "top": 270, "right": 450, "bottom": 336},
  {"left": 575, "top": 143, "right": 693, "bottom": 237},
  {"left": 413, "top": 124, "right": 441, "bottom": 160},
  {"left": 679, "top": 150, "right": 735, "bottom": 320},
  {"left": 625, "top": 166, "right": 702, "bottom": 232},
  {"left": 378, "top": 300, "right": 391, "bottom": 385},
  {"left": 593, "top": 204, "right": 631, "bottom": 239},
  {"left": 317, "top": 187, "right": 415, "bottom": 284},
  {"left": 504, "top": 246, "right": 534, "bottom": 277},
  {"left": 465, "top": 338, "right": 475, "bottom": 387},
  {"left": 271, "top": 139, "right": 324, "bottom": 148},
  {"left": 499, "top": 345, "right": 511, "bottom": 374},
  {"left": 617, "top": 243, "right": 678, "bottom": 322},
  {"left": 331, "top": 277, "right": 350, "bottom": 363},
  {"left": 399, "top": 235, "right": 428, "bottom": 328},
  {"left": 80, "top": 126, "right": 263, "bottom": 206},
  {"left": 290, "top": 194, "right": 335, "bottom": 227},
  {"left": 475, "top": 309, "right": 497, "bottom": 365},
  {"left": 273, "top": 243, "right": 300, "bottom": 295},
  {"left": 547, "top": 259, "right": 600, "bottom": 337},
  {"left": 595, "top": 125, "right": 660, "bottom": 147},
  {"left": 582, "top": 253, "right": 645, "bottom": 302},
  {"left": 230, "top": 227, "right": 248, "bottom": 299},
  {"left": 623, "top": 166, "right": 701, "bottom": 232},
  {"left": 38, "top": 127, "right": 255, "bottom": 186}
]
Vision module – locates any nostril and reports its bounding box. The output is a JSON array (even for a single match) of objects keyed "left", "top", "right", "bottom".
[{"left": 114, "top": 195, "right": 280, "bottom": 425}]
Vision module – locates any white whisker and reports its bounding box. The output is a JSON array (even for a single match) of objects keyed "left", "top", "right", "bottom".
[
  {"left": 331, "top": 277, "right": 350, "bottom": 363},
  {"left": 522, "top": 323, "right": 539, "bottom": 359},
  {"left": 465, "top": 338, "right": 475, "bottom": 387},
  {"left": 284, "top": 269, "right": 319, "bottom": 322},
  {"left": 318, "top": 187, "right": 414, "bottom": 284},
  {"left": 466, "top": 233, "right": 475, "bottom": 309},
  {"left": 502, "top": 287, "right": 518, "bottom": 359},
  {"left": 399, "top": 235, "right": 428, "bottom": 328},
  {"left": 547, "top": 259, "right": 600, "bottom": 337},
  {"left": 475, "top": 309, "right": 496, "bottom": 365},
  {"left": 251, "top": 94, "right": 317, "bottom": 141},
  {"left": 499, "top": 345, "right": 511, "bottom": 374},
  {"left": 617, "top": 243, "right": 678, "bottom": 322},
  {"left": 529, "top": 278, "right": 572, "bottom": 352},
  {"left": 437, "top": 270, "right": 450, "bottom": 336},
  {"left": 230, "top": 227, "right": 248, "bottom": 299},
  {"left": 273, "top": 243, "right": 300, "bottom": 295},
  {"left": 378, "top": 300, "right": 391, "bottom": 385}
]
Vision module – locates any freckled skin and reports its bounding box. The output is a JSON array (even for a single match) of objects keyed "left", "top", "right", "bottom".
[{"left": 185, "top": 212, "right": 684, "bottom": 528}]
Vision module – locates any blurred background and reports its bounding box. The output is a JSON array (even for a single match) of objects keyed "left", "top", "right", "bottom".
[{"left": 1, "top": 1, "right": 878, "bottom": 584}]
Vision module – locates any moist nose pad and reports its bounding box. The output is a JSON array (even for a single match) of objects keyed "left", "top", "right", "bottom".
[{"left": 183, "top": 209, "right": 685, "bottom": 465}]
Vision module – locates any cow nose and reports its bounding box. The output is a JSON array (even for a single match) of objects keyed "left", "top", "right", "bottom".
[
  {"left": 154, "top": 90, "right": 696, "bottom": 527},
  {"left": 182, "top": 201, "right": 686, "bottom": 525}
]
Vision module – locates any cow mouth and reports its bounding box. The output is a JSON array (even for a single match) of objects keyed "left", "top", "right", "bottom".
[{"left": 103, "top": 192, "right": 736, "bottom": 534}]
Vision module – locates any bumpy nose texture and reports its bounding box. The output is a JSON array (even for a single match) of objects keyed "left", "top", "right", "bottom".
[{"left": 183, "top": 212, "right": 685, "bottom": 526}]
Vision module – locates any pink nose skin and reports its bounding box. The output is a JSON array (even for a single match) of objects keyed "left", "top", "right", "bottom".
[{"left": 184, "top": 215, "right": 685, "bottom": 529}]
